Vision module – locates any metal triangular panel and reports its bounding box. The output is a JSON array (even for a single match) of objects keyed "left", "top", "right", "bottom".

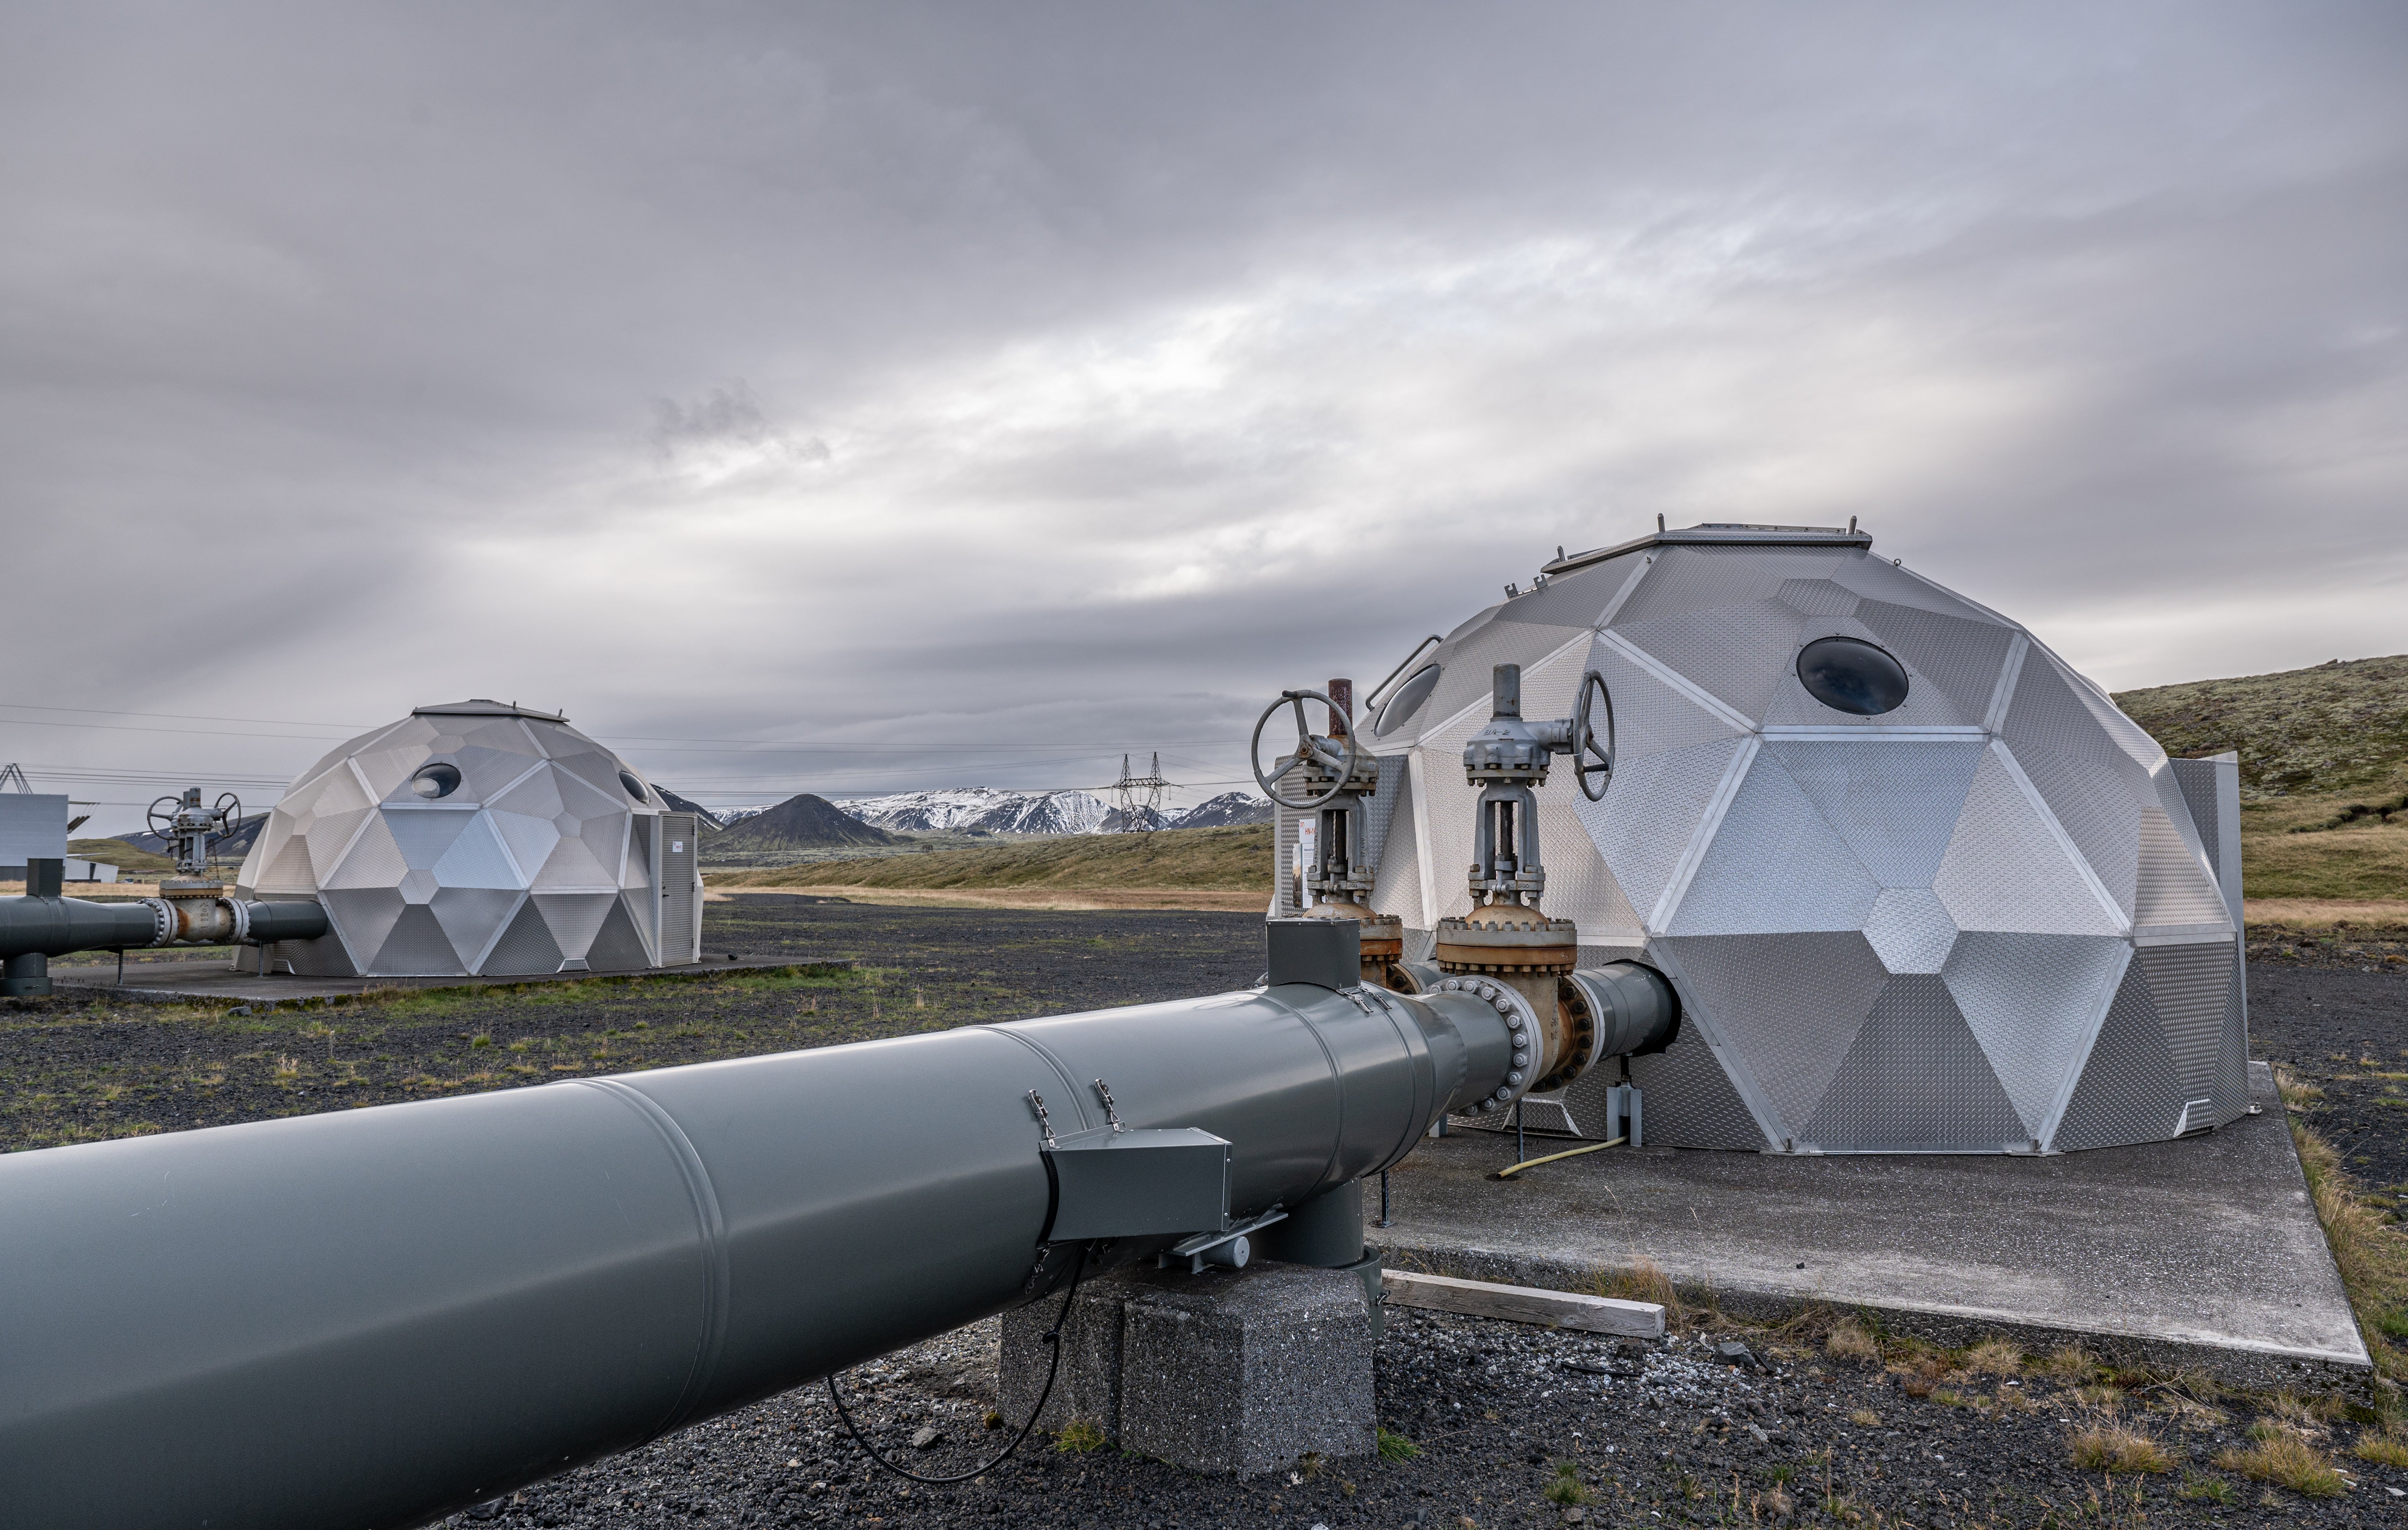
[
  {"left": 453, "top": 744, "right": 545, "bottom": 800},
  {"left": 1577, "top": 736, "right": 1748, "bottom": 932},
  {"left": 2133, "top": 807, "right": 2231, "bottom": 928},
  {"left": 1658, "top": 932, "right": 1887, "bottom": 1136},
  {"left": 1824, "top": 556, "right": 2006, "bottom": 621},
  {"left": 1533, "top": 791, "right": 1644, "bottom": 941},
  {"left": 487, "top": 811, "right": 562, "bottom": 885},
  {"left": 2049, "top": 959, "right": 2184, "bottom": 1150},
  {"left": 1494, "top": 551, "right": 1646, "bottom": 626},
  {"left": 432, "top": 812, "right": 525, "bottom": 890},
  {"left": 584, "top": 897, "right": 653, "bottom": 971},
  {"left": 1611, "top": 545, "right": 1855, "bottom": 627},
  {"left": 490, "top": 768, "right": 566, "bottom": 822},
  {"left": 250, "top": 828, "right": 318, "bottom": 894},
  {"left": 534, "top": 835, "right": 615, "bottom": 892},
  {"left": 1356, "top": 755, "right": 1407, "bottom": 873},
  {"left": 368, "top": 903, "right": 462, "bottom": 977},
  {"left": 1933, "top": 747, "right": 2122, "bottom": 935},
  {"left": 1756, "top": 615, "right": 1981, "bottom": 730},
  {"left": 1863, "top": 888, "right": 1958, "bottom": 974},
  {"left": 1623, "top": 1027, "right": 1770, "bottom": 1149},
  {"left": 456, "top": 717, "right": 544, "bottom": 758},
  {"left": 551, "top": 766, "right": 623, "bottom": 825},
  {"left": 1943, "top": 932, "right": 2129, "bottom": 1136},
  {"left": 1766, "top": 739, "right": 1984, "bottom": 888},
  {"left": 318, "top": 886, "right": 407, "bottom": 972},
  {"left": 532, "top": 891, "right": 618, "bottom": 961},
  {"left": 1801, "top": 976, "right": 2027, "bottom": 1151},
  {"left": 1614, "top": 599, "right": 1808, "bottom": 723},
  {"left": 480, "top": 897, "right": 564, "bottom": 976},
  {"left": 325, "top": 815, "right": 410, "bottom": 890},
  {"left": 1585, "top": 635, "right": 1751, "bottom": 760},
  {"left": 384, "top": 807, "right": 476, "bottom": 871},
  {"left": 1852, "top": 600, "right": 2019, "bottom": 723},
  {"left": 2011, "top": 745, "right": 2144, "bottom": 916},
  {"left": 2208, "top": 951, "right": 2251, "bottom": 1127},
  {"left": 2138, "top": 939, "right": 2236, "bottom": 1100},
  {"left": 1409, "top": 623, "right": 1594, "bottom": 749},
  {"left": 427, "top": 886, "right": 523, "bottom": 968},
  {"left": 302, "top": 807, "right": 375, "bottom": 887},
  {"left": 1773, "top": 578, "right": 1861, "bottom": 617},
  {"left": 1367, "top": 760, "right": 1424, "bottom": 929},
  {"left": 1668, "top": 749, "right": 1878, "bottom": 935}
]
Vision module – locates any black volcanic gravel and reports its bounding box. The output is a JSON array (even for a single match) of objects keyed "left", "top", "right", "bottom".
[{"left": 7, "top": 901, "right": 2407, "bottom": 1524}]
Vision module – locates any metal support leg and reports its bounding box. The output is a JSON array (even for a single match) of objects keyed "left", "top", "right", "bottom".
[
  {"left": 1375, "top": 1168, "right": 1392, "bottom": 1229},
  {"left": 1514, "top": 1098, "right": 1526, "bottom": 1162}
]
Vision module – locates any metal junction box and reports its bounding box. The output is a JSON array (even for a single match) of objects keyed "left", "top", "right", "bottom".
[{"left": 1047, "top": 1126, "right": 1232, "bottom": 1241}]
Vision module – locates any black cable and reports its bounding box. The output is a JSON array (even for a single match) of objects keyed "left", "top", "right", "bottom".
[{"left": 827, "top": 1241, "right": 1093, "bottom": 1484}]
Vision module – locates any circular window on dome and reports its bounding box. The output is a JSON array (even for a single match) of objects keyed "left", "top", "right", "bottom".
[
  {"left": 1795, "top": 637, "right": 1910, "bottom": 716},
  {"left": 1376, "top": 664, "right": 1442, "bottom": 737},
  {"left": 410, "top": 763, "right": 463, "bottom": 799},
  {"left": 618, "top": 770, "right": 650, "bottom": 803}
]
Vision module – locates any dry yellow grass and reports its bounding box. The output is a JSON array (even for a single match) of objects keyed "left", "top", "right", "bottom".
[
  {"left": 1963, "top": 1338, "right": 2024, "bottom": 1376},
  {"left": 706, "top": 884, "right": 1266, "bottom": 912},
  {"left": 2280, "top": 1076, "right": 2408, "bottom": 1380},
  {"left": 2067, "top": 1424, "right": 2171, "bottom": 1474},
  {"left": 2245, "top": 897, "right": 2408, "bottom": 927},
  {"left": 2353, "top": 1432, "right": 2408, "bottom": 1468},
  {"left": 2214, "top": 1431, "right": 2348, "bottom": 1498},
  {"left": 0, "top": 880, "right": 162, "bottom": 898},
  {"left": 1825, "top": 1320, "right": 1880, "bottom": 1363}
]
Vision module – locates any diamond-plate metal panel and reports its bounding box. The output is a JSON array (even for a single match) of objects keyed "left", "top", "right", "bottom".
[
  {"left": 1615, "top": 599, "right": 1808, "bottom": 723},
  {"left": 1824, "top": 556, "right": 2002, "bottom": 620},
  {"left": 1660, "top": 932, "right": 1887, "bottom": 1136},
  {"left": 1774, "top": 578, "right": 1861, "bottom": 617},
  {"left": 325, "top": 815, "right": 410, "bottom": 891},
  {"left": 1933, "top": 748, "right": 2121, "bottom": 935},
  {"left": 1495, "top": 552, "right": 1643, "bottom": 627},
  {"left": 1801, "top": 976, "right": 2026, "bottom": 1151},
  {"left": 431, "top": 813, "right": 521, "bottom": 889},
  {"left": 1612, "top": 546, "right": 1852, "bottom": 626},
  {"left": 1532, "top": 791, "right": 1645, "bottom": 941},
  {"left": 2050, "top": 960, "right": 2183, "bottom": 1150},
  {"left": 1863, "top": 889, "right": 1957, "bottom": 974},
  {"left": 1413, "top": 623, "right": 1594, "bottom": 747},
  {"left": 1669, "top": 749, "right": 1879, "bottom": 935},
  {"left": 1357, "top": 755, "right": 1408, "bottom": 874},
  {"left": 1625, "top": 1029, "right": 1769, "bottom": 1149},
  {"left": 587, "top": 899, "right": 654, "bottom": 971},
  {"left": 1367, "top": 760, "right": 1424, "bottom": 929},
  {"left": 384, "top": 807, "right": 476, "bottom": 871},
  {"left": 319, "top": 886, "right": 407, "bottom": 969},
  {"left": 534, "top": 892, "right": 619, "bottom": 963},
  {"left": 1756, "top": 615, "right": 1983, "bottom": 730},
  {"left": 534, "top": 835, "right": 616, "bottom": 893},
  {"left": 1943, "top": 933, "right": 2128, "bottom": 1136},
  {"left": 1578, "top": 736, "right": 1748, "bottom": 930},
  {"left": 1852, "top": 600, "right": 2018, "bottom": 723},
  {"left": 1586, "top": 636, "right": 1750, "bottom": 760},
  {"left": 369, "top": 904, "right": 462, "bottom": 977},
  {"left": 482, "top": 897, "right": 565, "bottom": 976},
  {"left": 2209, "top": 952, "right": 2250, "bottom": 1126},
  {"left": 1768, "top": 740, "right": 1983, "bottom": 887},
  {"left": 427, "top": 886, "right": 523, "bottom": 967},
  {"left": 2133, "top": 807, "right": 2231, "bottom": 928},
  {"left": 2139, "top": 940, "right": 2236, "bottom": 1100},
  {"left": 2009, "top": 744, "right": 2144, "bottom": 916},
  {"left": 489, "top": 812, "right": 562, "bottom": 884}
]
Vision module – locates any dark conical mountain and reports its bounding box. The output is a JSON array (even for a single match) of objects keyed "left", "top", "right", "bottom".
[
  {"left": 707, "top": 793, "right": 902, "bottom": 850},
  {"left": 654, "top": 787, "right": 724, "bottom": 830}
]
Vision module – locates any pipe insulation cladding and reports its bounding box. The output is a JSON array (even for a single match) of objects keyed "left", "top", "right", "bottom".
[
  {"left": 0, "top": 921, "right": 1518, "bottom": 1530},
  {"left": 0, "top": 892, "right": 331, "bottom": 958}
]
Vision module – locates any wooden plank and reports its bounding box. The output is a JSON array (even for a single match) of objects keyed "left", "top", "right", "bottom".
[{"left": 1382, "top": 1269, "right": 1665, "bottom": 1338}]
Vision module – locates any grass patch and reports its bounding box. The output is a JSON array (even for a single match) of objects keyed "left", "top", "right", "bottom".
[
  {"left": 1376, "top": 1427, "right": 1420, "bottom": 1463},
  {"left": 2176, "top": 1473, "right": 2235, "bottom": 1504},
  {"left": 1825, "top": 1320, "right": 1880, "bottom": 1364},
  {"left": 2214, "top": 1431, "right": 2349, "bottom": 1498},
  {"left": 2279, "top": 1070, "right": 2408, "bottom": 1381},
  {"left": 2353, "top": 1431, "right": 2408, "bottom": 1467},
  {"left": 1542, "top": 1461, "right": 1592, "bottom": 1506},
  {"left": 1053, "top": 1419, "right": 1107, "bottom": 1454},
  {"left": 2067, "top": 1424, "right": 2171, "bottom": 1474}
]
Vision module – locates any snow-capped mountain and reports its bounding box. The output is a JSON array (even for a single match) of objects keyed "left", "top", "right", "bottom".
[
  {"left": 1170, "top": 792, "right": 1273, "bottom": 828},
  {"left": 839, "top": 787, "right": 1112, "bottom": 836},
  {"left": 713, "top": 804, "right": 773, "bottom": 825}
]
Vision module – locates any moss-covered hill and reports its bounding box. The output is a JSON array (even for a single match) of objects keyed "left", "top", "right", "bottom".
[
  {"left": 710, "top": 823, "right": 1273, "bottom": 893},
  {"left": 2115, "top": 654, "right": 2408, "bottom": 901}
]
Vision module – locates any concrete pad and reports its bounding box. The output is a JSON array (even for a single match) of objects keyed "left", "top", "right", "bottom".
[
  {"left": 43, "top": 956, "right": 836, "bottom": 1006},
  {"left": 1378, "top": 1065, "right": 2369, "bottom": 1389}
]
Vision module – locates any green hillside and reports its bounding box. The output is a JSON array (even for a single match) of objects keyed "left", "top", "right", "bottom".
[
  {"left": 2115, "top": 654, "right": 2408, "bottom": 901},
  {"left": 712, "top": 823, "right": 1273, "bottom": 893}
]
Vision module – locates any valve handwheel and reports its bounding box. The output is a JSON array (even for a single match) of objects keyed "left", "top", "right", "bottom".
[
  {"left": 145, "top": 796, "right": 181, "bottom": 839},
  {"left": 214, "top": 792, "right": 244, "bottom": 837},
  {"left": 1250, "top": 689, "right": 1361, "bottom": 811},
  {"left": 1571, "top": 670, "right": 1616, "bottom": 802}
]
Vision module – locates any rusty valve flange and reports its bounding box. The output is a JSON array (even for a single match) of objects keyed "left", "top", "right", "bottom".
[{"left": 1432, "top": 976, "right": 1543, "bottom": 1113}]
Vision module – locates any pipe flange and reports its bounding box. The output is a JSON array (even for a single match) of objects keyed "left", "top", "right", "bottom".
[
  {"left": 140, "top": 898, "right": 175, "bottom": 946},
  {"left": 1433, "top": 976, "right": 1542, "bottom": 1113},
  {"left": 222, "top": 899, "right": 251, "bottom": 945}
]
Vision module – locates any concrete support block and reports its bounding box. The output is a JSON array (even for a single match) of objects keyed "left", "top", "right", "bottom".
[{"left": 996, "top": 1261, "right": 1375, "bottom": 1474}]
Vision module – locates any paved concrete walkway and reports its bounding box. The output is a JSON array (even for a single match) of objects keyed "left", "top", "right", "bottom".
[
  {"left": 1378, "top": 1064, "right": 2368, "bottom": 1388},
  {"left": 45, "top": 955, "right": 828, "bottom": 1005}
]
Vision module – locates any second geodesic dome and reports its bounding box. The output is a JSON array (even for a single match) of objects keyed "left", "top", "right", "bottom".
[
  {"left": 1294, "top": 522, "right": 2246, "bottom": 1154},
  {"left": 236, "top": 701, "right": 703, "bottom": 976}
]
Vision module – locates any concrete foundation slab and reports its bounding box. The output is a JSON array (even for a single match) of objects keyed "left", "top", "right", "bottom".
[
  {"left": 41, "top": 955, "right": 839, "bottom": 1006},
  {"left": 1380, "top": 1064, "right": 2368, "bottom": 1390},
  {"left": 999, "top": 1262, "right": 1374, "bottom": 1474}
]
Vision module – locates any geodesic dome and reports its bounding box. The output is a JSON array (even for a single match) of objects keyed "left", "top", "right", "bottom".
[
  {"left": 237, "top": 701, "right": 702, "bottom": 977},
  {"left": 1338, "top": 523, "right": 2245, "bottom": 1154}
]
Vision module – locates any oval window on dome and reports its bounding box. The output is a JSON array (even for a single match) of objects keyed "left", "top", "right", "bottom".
[
  {"left": 410, "top": 763, "right": 463, "bottom": 800},
  {"left": 1376, "top": 664, "right": 1442, "bottom": 737},
  {"left": 618, "top": 770, "right": 650, "bottom": 803},
  {"left": 1795, "top": 636, "right": 1910, "bottom": 716}
]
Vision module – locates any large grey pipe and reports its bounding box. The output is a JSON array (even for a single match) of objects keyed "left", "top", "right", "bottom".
[
  {"left": 0, "top": 921, "right": 1511, "bottom": 1529},
  {"left": 0, "top": 890, "right": 330, "bottom": 957}
]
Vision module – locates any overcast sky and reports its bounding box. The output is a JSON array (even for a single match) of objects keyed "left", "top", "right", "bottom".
[{"left": 6, "top": 3, "right": 2402, "bottom": 832}]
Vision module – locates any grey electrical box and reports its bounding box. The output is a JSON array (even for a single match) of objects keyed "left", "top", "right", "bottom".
[
  {"left": 1047, "top": 1126, "right": 1232, "bottom": 1240},
  {"left": 0, "top": 795, "right": 69, "bottom": 865}
]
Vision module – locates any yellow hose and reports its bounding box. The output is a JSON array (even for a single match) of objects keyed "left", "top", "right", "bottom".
[{"left": 1491, "top": 1135, "right": 1626, "bottom": 1179}]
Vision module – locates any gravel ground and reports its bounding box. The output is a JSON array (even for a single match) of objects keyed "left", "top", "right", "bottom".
[{"left": 8, "top": 901, "right": 2407, "bottom": 1524}]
